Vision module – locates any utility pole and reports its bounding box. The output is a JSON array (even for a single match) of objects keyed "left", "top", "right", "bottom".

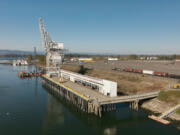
[{"left": 34, "top": 46, "right": 37, "bottom": 72}]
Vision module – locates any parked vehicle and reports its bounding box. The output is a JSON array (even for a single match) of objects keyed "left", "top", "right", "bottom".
[{"left": 173, "top": 83, "right": 180, "bottom": 89}]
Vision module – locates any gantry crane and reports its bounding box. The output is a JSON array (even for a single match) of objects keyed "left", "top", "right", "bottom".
[{"left": 39, "top": 18, "right": 65, "bottom": 73}]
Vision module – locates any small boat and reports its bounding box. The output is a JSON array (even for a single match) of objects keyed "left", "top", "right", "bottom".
[{"left": 17, "top": 71, "right": 42, "bottom": 78}]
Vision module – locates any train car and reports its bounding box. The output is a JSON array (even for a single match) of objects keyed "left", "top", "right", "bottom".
[
  {"left": 132, "top": 69, "right": 143, "bottom": 74},
  {"left": 169, "top": 74, "right": 180, "bottom": 79},
  {"left": 123, "top": 68, "right": 133, "bottom": 72},
  {"left": 153, "top": 72, "right": 168, "bottom": 77},
  {"left": 142, "top": 70, "right": 154, "bottom": 75}
]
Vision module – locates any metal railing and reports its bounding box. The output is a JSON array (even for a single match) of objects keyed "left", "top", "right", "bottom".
[{"left": 100, "top": 91, "right": 159, "bottom": 105}]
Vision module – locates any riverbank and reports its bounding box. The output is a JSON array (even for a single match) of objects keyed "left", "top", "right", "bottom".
[
  {"left": 141, "top": 98, "right": 180, "bottom": 122},
  {"left": 0, "top": 60, "right": 12, "bottom": 65}
]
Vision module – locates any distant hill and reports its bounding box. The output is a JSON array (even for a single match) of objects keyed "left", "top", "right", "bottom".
[{"left": 0, "top": 50, "right": 44, "bottom": 55}]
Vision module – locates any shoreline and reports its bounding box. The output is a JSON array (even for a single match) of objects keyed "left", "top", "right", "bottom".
[
  {"left": 141, "top": 98, "right": 180, "bottom": 123},
  {"left": 0, "top": 61, "right": 12, "bottom": 65}
]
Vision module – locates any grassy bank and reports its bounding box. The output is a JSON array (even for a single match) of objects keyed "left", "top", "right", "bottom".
[
  {"left": 176, "top": 108, "right": 180, "bottom": 115},
  {"left": 158, "top": 91, "right": 180, "bottom": 105}
]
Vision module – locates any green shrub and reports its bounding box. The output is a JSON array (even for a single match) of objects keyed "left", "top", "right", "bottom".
[
  {"left": 158, "top": 91, "right": 180, "bottom": 104},
  {"left": 176, "top": 108, "right": 180, "bottom": 115}
]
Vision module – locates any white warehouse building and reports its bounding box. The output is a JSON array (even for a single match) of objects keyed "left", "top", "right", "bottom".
[
  {"left": 59, "top": 69, "right": 117, "bottom": 97},
  {"left": 108, "top": 57, "right": 118, "bottom": 61},
  {"left": 47, "top": 69, "right": 117, "bottom": 97}
]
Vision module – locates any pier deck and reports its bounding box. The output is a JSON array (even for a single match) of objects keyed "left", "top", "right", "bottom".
[
  {"left": 48, "top": 76, "right": 110, "bottom": 102},
  {"left": 58, "top": 80, "right": 110, "bottom": 101}
]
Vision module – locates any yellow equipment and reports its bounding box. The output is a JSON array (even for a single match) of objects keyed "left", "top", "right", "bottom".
[
  {"left": 173, "top": 83, "right": 180, "bottom": 89},
  {"left": 59, "top": 78, "right": 64, "bottom": 83},
  {"left": 83, "top": 60, "right": 95, "bottom": 63}
]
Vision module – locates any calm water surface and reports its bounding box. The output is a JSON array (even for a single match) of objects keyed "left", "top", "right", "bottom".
[{"left": 0, "top": 64, "right": 180, "bottom": 135}]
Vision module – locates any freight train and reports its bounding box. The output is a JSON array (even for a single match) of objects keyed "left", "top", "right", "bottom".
[{"left": 123, "top": 68, "right": 169, "bottom": 77}]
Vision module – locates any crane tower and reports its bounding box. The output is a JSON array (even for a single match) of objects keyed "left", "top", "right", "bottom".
[{"left": 39, "top": 18, "right": 64, "bottom": 72}]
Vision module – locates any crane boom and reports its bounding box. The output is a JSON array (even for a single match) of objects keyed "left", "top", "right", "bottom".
[{"left": 39, "top": 18, "right": 48, "bottom": 52}]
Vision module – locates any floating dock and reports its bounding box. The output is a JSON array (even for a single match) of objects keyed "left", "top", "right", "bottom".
[
  {"left": 42, "top": 74, "right": 159, "bottom": 117},
  {"left": 148, "top": 115, "right": 170, "bottom": 125}
]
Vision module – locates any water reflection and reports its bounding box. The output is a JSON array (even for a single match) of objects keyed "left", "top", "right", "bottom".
[
  {"left": 43, "top": 82, "right": 180, "bottom": 134},
  {"left": 104, "top": 127, "right": 117, "bottom": 135},
  {"left": 13, "top": 65, "right": 29, "bottom": 72},
  {"left": 42, "top": 93, "right": 65, "bottom": 135},
  {"left": 42, "top": 84, "right": 150, "bottom": 135}
]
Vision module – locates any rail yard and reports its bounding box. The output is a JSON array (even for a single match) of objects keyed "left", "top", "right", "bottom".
[
  {"left": 69, "top": 60, "right": 180, "bottom": 75},
  {"left": 61, "top": 62, "right": 177, "bottom": 94}
]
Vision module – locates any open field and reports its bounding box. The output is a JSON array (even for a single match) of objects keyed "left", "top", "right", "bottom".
[
  {"left": 68, "top": 60, "right": 180, "bottom": 75},
  {"left": 61, "top": 64, "right": 177, "bottom": 95},
  {"left": 176, "top": 108, "right": 180, "bottom": 115}
]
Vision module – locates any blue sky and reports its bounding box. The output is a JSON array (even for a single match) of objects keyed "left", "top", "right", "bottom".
[{"left": 0, "top": 0, "right": 180, "bottom": 54}]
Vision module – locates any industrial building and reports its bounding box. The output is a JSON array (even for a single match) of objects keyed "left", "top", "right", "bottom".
[
  {"left": 13, "top": 59, "right": 28, "bottom": 66},
  {"left": 108, "top": 57, "right": 118, "bottom": 61}
]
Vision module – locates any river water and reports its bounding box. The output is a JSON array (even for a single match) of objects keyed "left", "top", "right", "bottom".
[{"left": 0, "top": 64, "right": 180, "bottom": 135}]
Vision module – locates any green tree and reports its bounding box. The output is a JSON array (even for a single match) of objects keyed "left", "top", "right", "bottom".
[
  {"left": 27, "top": 55, "right": 32, "bottom": 63},
  {"left": 37, "top": 55, "right": 46, "bottom": 65},
  {"left": 128, "top": 54, "right": 137, "bottom": 60}
]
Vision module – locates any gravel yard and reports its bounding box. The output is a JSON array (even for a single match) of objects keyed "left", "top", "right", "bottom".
[{"left": 73, "top": 60, "right": 180, "bottom": 75}]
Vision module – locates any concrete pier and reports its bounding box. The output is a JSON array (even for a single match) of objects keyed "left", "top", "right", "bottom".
[
  {"left": 42, "top": 75, "right": 102, "bottom": 116},
  {"left": 42, "top": 75, "right": 159, "bottom": 117}
]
